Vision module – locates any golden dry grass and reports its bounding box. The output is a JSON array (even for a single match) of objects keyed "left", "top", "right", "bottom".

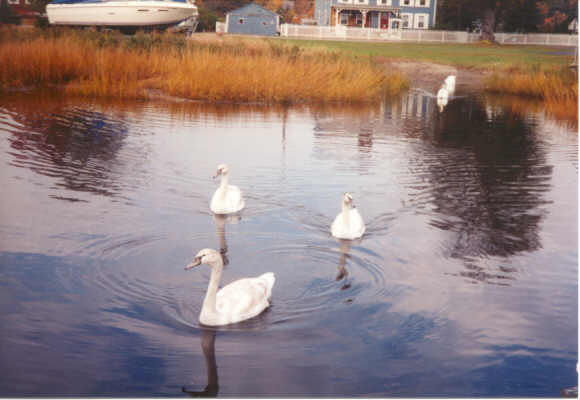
[
  {"left": 484, "top": 65, "right": 578, "bottom": 121},
  {"left": 0, "top": 28, "right": 409, "bottom": 104}
]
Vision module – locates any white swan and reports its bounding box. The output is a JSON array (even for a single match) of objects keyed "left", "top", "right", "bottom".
[
  {"left": 444, "top": 75, "right": 456, "bottom": 94},
  {"left": 436, "top": 84, "right": 449, "bottom": 112},
  {"left": 331, "top": 193, "right": 365, "bottom": 240},
  {"left": 185, "top": 248, "right": 275, "bottom": 326},
  {"left": 210, "top": 164, "right": 245, "bottom": 214}
]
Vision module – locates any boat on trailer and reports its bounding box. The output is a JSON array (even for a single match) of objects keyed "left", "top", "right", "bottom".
[{"left": 46, "top": 0, "right": 198, "bottom": 33}]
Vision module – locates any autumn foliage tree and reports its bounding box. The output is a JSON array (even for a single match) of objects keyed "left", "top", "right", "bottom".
[{"left": 436, "top": 0, "right": 577, "bottom": 33}]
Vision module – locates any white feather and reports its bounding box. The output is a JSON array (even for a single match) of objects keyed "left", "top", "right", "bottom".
[
  {"left": 331, "top": 193, "right": 365, "bottom": 240},
  {"left": 186, "top": 249, "right": 275, "bottom": 326},
  {"left": 210, "top": 164, "right": 245, "bottom": 214}
]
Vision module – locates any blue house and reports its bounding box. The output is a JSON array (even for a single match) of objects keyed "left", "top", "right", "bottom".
[
  {"left": 225, "top": 3, "right": 280, "bottom": 36},
  {"left": 314, "top": 0, "right": 437, "bottom": 30}
]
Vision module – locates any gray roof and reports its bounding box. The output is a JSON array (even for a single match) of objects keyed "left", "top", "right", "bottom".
[{"left": 227, "top": 2, "right": 279, "bottom": 17}]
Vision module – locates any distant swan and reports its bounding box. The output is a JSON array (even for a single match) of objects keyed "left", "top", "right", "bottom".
[
  {"left": 444, "top": 75, "right": 456, "bottom": 94},
  {"left": 331, "top": 193, "right": 365, "bottom": 240},
  {"left": 210, "top": 164, "right": 245, "bottom": 214},
  {"left": 185, "top": 248, "right": 275, "bottom": 326},
  {"left": 436, "top": 84, "right": 449, "bottom": 112}
]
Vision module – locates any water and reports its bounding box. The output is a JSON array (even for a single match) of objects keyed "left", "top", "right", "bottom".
[{"left": 0, "top": 90, "right": 577, "bottom": 397}]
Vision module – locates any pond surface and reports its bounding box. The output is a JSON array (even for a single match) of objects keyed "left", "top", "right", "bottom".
[{"left": 0, "top": 90, "right": 577, "bottom": 397}]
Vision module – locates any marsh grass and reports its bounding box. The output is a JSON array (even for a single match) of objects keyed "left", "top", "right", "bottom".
[
  {"left": 484, "top": 65, "right": 578, "bottom": 120},
  {"left": 0, "top": 28, "right": 408, "bottom": 103}
]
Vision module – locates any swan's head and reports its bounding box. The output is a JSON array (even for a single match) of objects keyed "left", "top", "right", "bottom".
[
  {"left": 342, "top": 192, "right": 354, "bottom": 208},
  {"left": 213, "top": 164, "right": 229, "bottom": 178},
  {"left": 185, "top": 248, "right": 222, "bottom": 270}
]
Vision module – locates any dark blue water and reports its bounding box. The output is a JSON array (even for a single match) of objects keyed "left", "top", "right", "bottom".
[{"left": 0, "top": 91, "right": 577, "bottom": 397}]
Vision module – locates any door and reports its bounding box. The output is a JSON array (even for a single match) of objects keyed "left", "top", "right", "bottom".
[{"left": 380, "top": 12, "right": 389, "bottom": 29}]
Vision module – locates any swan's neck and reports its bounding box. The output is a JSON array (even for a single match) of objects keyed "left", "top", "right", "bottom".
[
  {"left": 202, "top": 261, "right": 223, "bottom": 315},
  {"left": 219, "top": 173, "right": 229, "bottom": 193},
  {"left": 341, "top": 201, "right": 351, "bottom": 227}
]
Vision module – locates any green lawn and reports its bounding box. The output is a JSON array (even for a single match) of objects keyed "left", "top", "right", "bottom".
[{"left": 275, "top": 39, "right": 575, "bottom": 70}]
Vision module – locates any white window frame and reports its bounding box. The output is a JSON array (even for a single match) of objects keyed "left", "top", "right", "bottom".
[
  {"left": 401, "top": 0, "right": 414, "bottom": 7},
  {"left": 401, "top": 12, "right": 412, "bottom": 28},
  {"left": 416, "top": 0, "right": 429, "bottom": 7},
  {"left": 340, "top": 11, "right": 349, "bottom": 24},
  {"left": 378, "top": 0, "right": 392, "bottom": 5},
  {"left": 414, "top": 12, "right": 428, "bottom": 28},
  {"left": 355, "top": 0, "right": 369, "bottom": 5},
  {"left": 7, "top": 0, "right": 19, "bottom": 5},
  {"left": 337, "top": 0, "right": 353, "bottom": 5}
]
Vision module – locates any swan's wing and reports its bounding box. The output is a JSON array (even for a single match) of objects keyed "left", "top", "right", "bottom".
[
  {"left": 226, "top": 185, "right": 245, "bottom": 211},
  {"left": 350, "top": 208, "right": 366, "bottom": 237},
  {"left": 331, "top": 211, "right": 365, "bottom": 239},
  {"left": 330, "top": 213, "right": 342, "bottom": 237},
  {"left": 216, "top": 274, "right": 274, "bottom": 322},
  {"left": 210, "top": 185, "right": 245, "bottom": 214}
]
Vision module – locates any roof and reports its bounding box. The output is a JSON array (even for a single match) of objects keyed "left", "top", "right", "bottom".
[{"left": 227, "top": 3, "right": 278, "bottom": 17}]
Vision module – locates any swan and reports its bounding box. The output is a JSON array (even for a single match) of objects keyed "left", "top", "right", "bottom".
[
  {"left": 444, "top": 75, "right": 456, "bottom": 94},
  {"left": 210, "top": 164, "right": 245, "bottom": 214},
  {"left": 436, "top": 84, "right": 449, "bottom": 112},
  {"left": 436, "top": 84, "right": 448, "bottom": 100},
  {"left": 185, "top": 248, "right": 275, "bottom": 326},
  {"left": 331, "top": 193, "right": 365, "bottom": 240}
]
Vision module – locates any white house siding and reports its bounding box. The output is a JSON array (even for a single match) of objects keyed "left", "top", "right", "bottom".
[{"left": 315, "top": 0, "right": 437, "bottom": 29}]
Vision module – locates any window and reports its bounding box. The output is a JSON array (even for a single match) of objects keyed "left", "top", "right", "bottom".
[
  {"left": 401, "top": 13, "right": 412, "bottom": 28},
  {"left": 401, "top": 0, "right": 413, "bottom": 6},
  {"left": 378, "top": 0, "right": 392, "bottom": 5},
  {"left": 416, "top": 14, "right": 425, "bottom": 28},
  {"left": 414, "top": 13, "right": 428, "bottom": 28},
  {"left": 417, "top": 0, "right": 429, "bottom": 6},
  {"left": 340, "top": 12, "right": 349, "bottom": 24},
  {"left": 355, "top": 13, "right": 362, "bottom": 25},
  {"left": 7, "top": 0, "right": 19, "bottom": 5}
]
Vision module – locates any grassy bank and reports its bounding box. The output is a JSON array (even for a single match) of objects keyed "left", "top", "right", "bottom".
[
  {"left": 484, "top": 65, "right": 577, "bottom": 120},
  {"left": 281, "top": 38, "right": 577, "bottom": 119},
  {"left": 280, "top": 38, "right": 574, "bottom": 69},
  {"left": 0, "top": 28, "right": 408, "bottom": 104}
]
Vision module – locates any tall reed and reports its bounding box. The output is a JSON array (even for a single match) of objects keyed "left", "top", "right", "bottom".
[
  {"left": 484, "top": 65, "right": 578, "bottom": 120},
  {"left": 0, "top": 28, "right": 409, "bottom": 103}
]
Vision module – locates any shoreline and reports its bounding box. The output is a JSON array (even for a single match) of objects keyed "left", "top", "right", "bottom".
[{"left": 383, "top": 60, "right": 490, "bottom": 93}]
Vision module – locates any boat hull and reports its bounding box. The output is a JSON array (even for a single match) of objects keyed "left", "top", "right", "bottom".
[{"left": 46, "top": 1, "right": 197, "bottom": 28}]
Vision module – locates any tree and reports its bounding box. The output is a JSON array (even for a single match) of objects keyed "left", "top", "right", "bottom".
[{"left": 0, "top": 0, "right": 21, "bottom": 24}]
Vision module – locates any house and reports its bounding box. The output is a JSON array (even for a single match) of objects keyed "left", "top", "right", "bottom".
[
  {"left": 314, "top": 0, "right": 437, "bottom": 30},
  {"left": 225, "top": 3, "right": 280, "bottom": 36},
  {"left": 1, "top": 0, "right": 38, "bottom": 24}
]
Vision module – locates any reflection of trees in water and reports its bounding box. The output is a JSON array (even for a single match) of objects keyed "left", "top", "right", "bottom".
[
  {"left": 417, "top": 97, "right": 552, "bottom": 285},
  {"left": 309, "top": 93, "right": 553, "bottom": 286},
  {"left": 3, "top": 94, "right": 128, "bottom": 199}
]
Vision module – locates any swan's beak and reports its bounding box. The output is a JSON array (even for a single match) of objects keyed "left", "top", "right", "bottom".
[
  {"left": 212, "top": 169, "right": 222, "bottom": 179},
  {"left": 185, "top": 257, "right": 202, "bottom": 270}
]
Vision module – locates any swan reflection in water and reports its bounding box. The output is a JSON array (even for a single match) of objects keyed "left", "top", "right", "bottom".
[
  {"left": 336, "top": 239, "right": 355, "bottom": 291},
  {"left": 213, "top": 214, "right": 241, "bottom": 267},
  {"left": 182, "top": 328, "right": 218, "bottom": 398}
]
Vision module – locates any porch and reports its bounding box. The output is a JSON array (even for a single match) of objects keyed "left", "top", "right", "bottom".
[{"left": 331, "top": 5, "right": 401, "bottom": 30}]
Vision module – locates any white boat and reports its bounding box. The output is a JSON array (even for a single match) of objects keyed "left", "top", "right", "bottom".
[{"left": 46, "top": 0, "right": 198, "bottom": 32}]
